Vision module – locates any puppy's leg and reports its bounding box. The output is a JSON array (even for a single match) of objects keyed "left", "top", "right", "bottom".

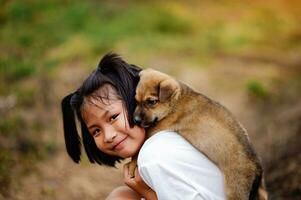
[
  {"left": 223, "top": 167, "right": 253, "bottom": 200},
  {"left": 225, "top": 164, "right": 267, "bottom": 200}
]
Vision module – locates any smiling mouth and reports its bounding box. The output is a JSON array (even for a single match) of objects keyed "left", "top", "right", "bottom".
[{"left": 112, "top": 137, "right": 127, "bottom": 150}]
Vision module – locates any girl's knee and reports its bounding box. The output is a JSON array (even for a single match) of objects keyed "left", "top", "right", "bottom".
[{"left": 106, "top": 186, "right": 141, "bottom": 200}]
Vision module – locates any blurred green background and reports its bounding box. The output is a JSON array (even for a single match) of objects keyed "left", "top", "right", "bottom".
[{"left": 0, "top": 0, "right": 300, "bottom": 199}]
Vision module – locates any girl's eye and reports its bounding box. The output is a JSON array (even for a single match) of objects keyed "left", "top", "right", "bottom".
[
  {"left": 93, "top": 128, "right": 102, "bottom": 137},
  {"left": 110, "top": 114, "right": 119, "bottom": 122}
]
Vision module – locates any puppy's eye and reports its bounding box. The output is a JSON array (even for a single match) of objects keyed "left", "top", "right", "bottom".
[{"left": 146, "top": 99, "right": 158, "bottom": 106}]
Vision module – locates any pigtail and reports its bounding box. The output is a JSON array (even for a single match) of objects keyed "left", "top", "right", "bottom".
[{"left": 61, "top": 93, "right": 81, "bottom": 163}]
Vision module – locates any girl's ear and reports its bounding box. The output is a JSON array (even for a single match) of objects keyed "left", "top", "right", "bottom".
[{"left": 61, "top": 93, "right": 81, "bottom": 163}]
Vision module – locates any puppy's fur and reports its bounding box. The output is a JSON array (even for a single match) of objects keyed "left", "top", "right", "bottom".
[{"left": 132, "top": 69, "right": 268, "bottom": 200}]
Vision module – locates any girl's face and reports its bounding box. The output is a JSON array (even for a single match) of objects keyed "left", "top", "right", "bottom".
[{"left": 81, "top": 85, "right": 145, "bottom": 158}]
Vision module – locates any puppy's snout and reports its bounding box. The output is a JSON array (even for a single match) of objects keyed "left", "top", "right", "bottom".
[
  {"left": 134, "top": 115, "right": 142, "bottom": 124},
  {"left": 133, "top": 111, "right": 144, "bottom": 125}
]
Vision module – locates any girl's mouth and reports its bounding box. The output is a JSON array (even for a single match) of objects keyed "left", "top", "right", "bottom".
[{"left": 113, "top": 137, "right": 127, "bottom": 151}]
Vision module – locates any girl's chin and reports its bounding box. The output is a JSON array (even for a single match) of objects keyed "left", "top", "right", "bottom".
[{"left": 118, "top": 149, "right": 137, "bottom": 158}]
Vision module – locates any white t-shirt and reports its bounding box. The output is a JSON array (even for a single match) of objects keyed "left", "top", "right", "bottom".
[{"left": 137, "top": 130, "right": 225, "bottom": 200}]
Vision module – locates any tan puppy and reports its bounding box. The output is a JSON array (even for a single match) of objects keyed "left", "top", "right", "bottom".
[{"left": 132, "top": 69, "right": 268, "bottom": 200}]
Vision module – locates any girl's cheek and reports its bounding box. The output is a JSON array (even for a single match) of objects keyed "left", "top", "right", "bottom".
[
  {"left": 116, "top": 116, "right": 128, "bottom": 131},
  {"left": 94, "top": 136, "right": 104, "bottom": 151},
  {"left": 119, "top": 113, "right": 129, "bottom": 128}
]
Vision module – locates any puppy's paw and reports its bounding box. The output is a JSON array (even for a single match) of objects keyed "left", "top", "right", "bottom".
[{"left": 128, "top": 159, "right": 137, "bottom": 178}]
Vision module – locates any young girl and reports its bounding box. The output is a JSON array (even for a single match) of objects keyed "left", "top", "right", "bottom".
[{"left": 61, "top": 53, "right": 225, "bottom": 200}]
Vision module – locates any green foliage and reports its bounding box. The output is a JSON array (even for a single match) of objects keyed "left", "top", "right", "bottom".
[
  {"left": 44, "top": 141, "right": 57, "bottom": 155},
  {"left": 15, "top": 87, "right": 37, "bottom": 107},
  {"left": 247, "top": 80, "right": 269, "bottom": 99},
  {"left": 0, "top": 60, "right": 35, "bottom": 81},
  {"left": 151, "top": 9, "right": 192, "bottom": 34},
  {"left": 6, "top": 1, "right": 34, "bottom": 23},
  {"left": 0, "top": 150, "right": 13, "bottom": 197},
  {"left": 1, "top": 0, "right": 298, "bottom": 79},
  {"left": 63, "top": 3, "right": 90, "bottom": 30},
  {"left": 0, "top": 115, "right": 25, "bottom": 137},
  {"left": 17, "top": 136, "right": 39, "bottom": 156}
]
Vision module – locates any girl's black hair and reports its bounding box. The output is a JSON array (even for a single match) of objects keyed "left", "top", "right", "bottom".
[{"left": 61, "top": 53, "right": 142, "bottom": 167}]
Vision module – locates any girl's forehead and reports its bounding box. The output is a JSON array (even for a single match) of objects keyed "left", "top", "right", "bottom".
[
  {"left": 93, "top": 84, "right": 119, "bottom": 99},
  {"left": 82, "top": 84, "right": 122, "bottom": 112},
  {"left": 84, "top": 96, "right": 121, "bottom": 110},
  {"left": 81, "top": 98, "right": 123, "bottom": 123}
]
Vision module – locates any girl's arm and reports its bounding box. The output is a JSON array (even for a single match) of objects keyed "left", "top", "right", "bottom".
[{"left": 123, "top": 162, "right": 158, "bottom": 200}]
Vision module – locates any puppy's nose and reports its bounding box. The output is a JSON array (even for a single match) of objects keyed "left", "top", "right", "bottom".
[{"left": 134, "top": 115, "right": 142, "bottom": 125}]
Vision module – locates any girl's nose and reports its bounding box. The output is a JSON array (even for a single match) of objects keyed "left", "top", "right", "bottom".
[{"left": 103, "top": 127, "right": 117, "bottom": 143}]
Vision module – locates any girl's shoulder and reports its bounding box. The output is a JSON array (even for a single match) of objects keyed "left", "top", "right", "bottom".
[
  {"left": 137, "top": 130, "right": 223, "bottom": 176},
  {"left": 137, "top": 130, "right": 210, "bottom": 165},
  {"left": 143, "top": 130, "right": 191, "bottom": 147},
  {"left": 139, "top": 130, "right": 189, "bottom": 154},
  {"left": 137, "top": 130, "right": 186, "bottom": 164}
]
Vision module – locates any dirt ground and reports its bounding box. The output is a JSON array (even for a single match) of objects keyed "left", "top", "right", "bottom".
[{"left": 8, "top": 56, "right": 301, "bottom": 200}]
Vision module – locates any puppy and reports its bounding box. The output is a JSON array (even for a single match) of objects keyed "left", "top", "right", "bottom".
[{"left": 132, "top": 69, "right": 268, "bottom": 200}]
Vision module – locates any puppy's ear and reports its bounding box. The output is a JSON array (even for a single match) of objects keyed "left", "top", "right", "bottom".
[{"left": 159, "top": 79, "right": 180, "bottom": 102}]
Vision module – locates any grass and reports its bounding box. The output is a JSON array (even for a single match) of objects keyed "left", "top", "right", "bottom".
[
  {"left": 0, "top": 115, "right": 25, "bottom": 137},
  {"left": 0, "top": 150, "right": 13, "bottom": 197}
]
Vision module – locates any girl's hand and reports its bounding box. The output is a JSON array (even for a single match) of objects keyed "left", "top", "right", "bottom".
[{"left": 123, "top": 162, "right": 158, "bottom": 200}]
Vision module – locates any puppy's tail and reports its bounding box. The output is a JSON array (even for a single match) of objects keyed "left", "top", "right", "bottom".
[
  {"left": 250, "top": 171, "right": 268, "bottom": 200},
  {"left": 257, "top": 177, "right": 268, "bottom": 200}
]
